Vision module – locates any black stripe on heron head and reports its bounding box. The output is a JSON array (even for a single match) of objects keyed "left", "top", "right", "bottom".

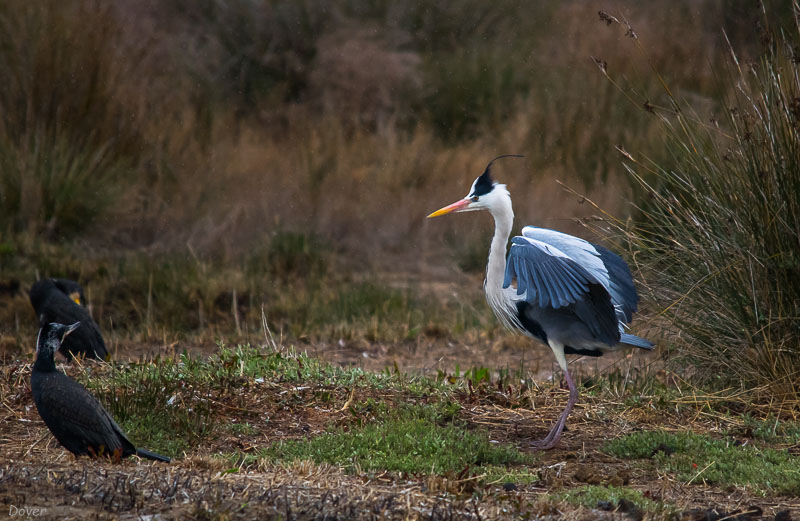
[{"left": 472, "top": 155, "right": 524, "bottom": 196}]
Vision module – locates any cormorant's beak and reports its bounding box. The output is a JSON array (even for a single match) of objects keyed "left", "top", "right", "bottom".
[
  {"left": 69, "top": 292, "right": 81, "bottom": 306},
  {"left": 65, "top": 322, "right": 81, "bottom": 337},
  {"left": 427, "top": 198, "right": 471, "bottom": 218}
]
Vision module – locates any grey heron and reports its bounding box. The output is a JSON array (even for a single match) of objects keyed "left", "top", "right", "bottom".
[{"left": 427, "top": 155, "right": 653, "bottom": 449}]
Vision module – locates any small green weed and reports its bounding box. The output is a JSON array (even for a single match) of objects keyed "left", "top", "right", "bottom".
[
  {"left": 740, "top": 415, "right": 800, "bottom": 445},
  {"left": 481, "top": 466, "right": 542, "bottom": 486},
  {"left": 604, "top": 431, "right": 800, "bottom": 496},
  {"left": 464, "top": 366, "right": 491, "bottom": 387},
  {"left": 226, "top": 423, "right": 258, "bottom": 436},
  {"left": 559, "top": 485, "right": 669, "bottom": 515}
]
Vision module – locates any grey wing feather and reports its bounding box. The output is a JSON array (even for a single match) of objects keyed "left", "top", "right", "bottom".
[
  {"left": 522, "top": 226, "right": 640, "bottom": 325},
  {"left": 503, "top": 237, "right": 594, "bottom": 309},
  {"left": 503, "top": 236, "right": 620, "bottom": 346},
  {"left": 620, "top": 333, "right": 653, "bottom": 349},
  {"left": 521, "top": 227, "right": 609, "bottom": 288},
  {"left": 592, "top": 244, "right": 640, "bottom": 324}
]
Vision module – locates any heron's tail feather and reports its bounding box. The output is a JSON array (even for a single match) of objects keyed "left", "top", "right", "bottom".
[
  {"left": 136, "top": 448, "right": 171, "bottom": 463},
  {"left": 620, "top": 333, "right": 654, "bottom": 350}
]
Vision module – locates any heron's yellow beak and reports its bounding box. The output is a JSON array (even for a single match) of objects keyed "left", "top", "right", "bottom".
[{"left": 427, "top": 198, "right": 470, "bottom": 218}]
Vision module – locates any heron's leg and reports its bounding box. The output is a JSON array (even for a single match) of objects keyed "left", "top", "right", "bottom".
[
  {"left": 528, "top": 368, "right": 578, "bottom": 449},
  {"left": 528, "top": 341, "right": 579, "bottom": 450}
]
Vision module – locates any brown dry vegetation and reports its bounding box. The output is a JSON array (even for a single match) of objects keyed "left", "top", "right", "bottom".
[
  {"left": 0, "top": 0, "right": 765, "bottom": 252},
  {"left": 2, "top": 1, "right": 800, "bottom": 519},
  {"left": 0, "top": 0, "right": 783, "bottom": 351}
]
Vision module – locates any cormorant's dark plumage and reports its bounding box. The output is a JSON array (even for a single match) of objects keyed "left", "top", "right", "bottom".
[
  {"left": 52, "top": 278, "right": 87, "bottom": 307},
  {"left": 31, "top": 323, "right": 170, "bottom": 463},
  {"left": 29, "top": 279, "right": 107, "bottom": 361}
]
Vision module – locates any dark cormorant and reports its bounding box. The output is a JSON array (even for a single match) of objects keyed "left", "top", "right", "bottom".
[
  {"left": 29, "top": 278, "right": 108, "bottom": 361},
  {"left": 31, "top": 322, "right": 170, "bottom": 463},
  {"left": 52, "top": 278, "right": 86, "bottom": 307}
]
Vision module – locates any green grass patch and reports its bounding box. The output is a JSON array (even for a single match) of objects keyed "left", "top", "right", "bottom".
[
  {"left": 740, "top": 415, "right": 800, "bottom": 445},
  {"left": 240, "top": 402, "right": 533, "bottom": 474},
  {"left": 604, "top": 431, "right": 800, "bottom": 496},
  {"left": 226, "top": 422, "right": 258, "bottom": 436},
  {"left": 481, "top": 466, "right": 543, "bottom": 486},
  {"left": 80, "top": 356, "right": 217, "bottom": 457},
  {"left": 559, "top": 485, "right": 670, "bottom": 515},
  {"left": 92, "top": 345, "right": 456, "bottom": 399},
  {"left": 78, "top": 345, "right": 470, "bottom": 457}
]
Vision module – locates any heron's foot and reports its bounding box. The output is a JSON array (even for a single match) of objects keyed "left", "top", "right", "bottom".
[
  {"left": 525, "top": 413, "right": 568, "bottom": 450},
  {"left": 527, "top": 439, "right": 558, "bottom": 450},
  {"left": 528, "top": 433, "right": 561, "bottom": 450}
]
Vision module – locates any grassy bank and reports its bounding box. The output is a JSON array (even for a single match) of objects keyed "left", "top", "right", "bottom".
[
  {"left": 0, "top": 231, "right": 499, "bottom": 353},
  {"left": 3, "top": 344, "right": 797, "bottom": 518}
]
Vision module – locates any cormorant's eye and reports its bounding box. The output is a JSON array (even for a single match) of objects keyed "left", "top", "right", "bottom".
[{"left": 471, "top": 196, "right": 479, "bottom": 202}]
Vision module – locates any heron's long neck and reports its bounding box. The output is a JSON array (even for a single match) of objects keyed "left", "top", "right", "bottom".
[{"left": 486, "top": 198, "right": 514, "bottom": 294}]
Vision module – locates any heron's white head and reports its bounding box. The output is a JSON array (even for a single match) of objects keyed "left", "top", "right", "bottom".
[{"left": 427, "top": 155, "right": 522, "bottom": 218}]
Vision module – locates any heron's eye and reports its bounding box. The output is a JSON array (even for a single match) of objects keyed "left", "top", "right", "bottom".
[{"left": 471, "top": 196, "right": 479, "bottom": 202}]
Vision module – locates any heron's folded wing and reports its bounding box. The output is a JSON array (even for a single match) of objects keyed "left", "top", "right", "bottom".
[
  {"left": 503, "top": 236, "right": 597, "bottom": 309},
  {"left": 523, "top": 226, "right": 640, "bottom": 324},
  {"left": 521, "top": 227, "right": 609, "bottom": 289},
  {"left": 591, "top": 244, "right": 639, "bottom": 324},
  {"left": 504, "top": 236, "right": 620, "bottom": 346}
]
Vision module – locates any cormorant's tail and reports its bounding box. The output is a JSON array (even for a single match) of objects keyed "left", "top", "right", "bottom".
[
  {"left": 620, "top": 333, "right": 654, "bottom": 350},
  {"left": 136, "top": 448, "right": 171, "bottom": 463}
]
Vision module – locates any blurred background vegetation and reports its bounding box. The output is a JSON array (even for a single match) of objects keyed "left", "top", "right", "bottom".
[{"left": 0, "top": 0, "right": 798, "bottom": 400}]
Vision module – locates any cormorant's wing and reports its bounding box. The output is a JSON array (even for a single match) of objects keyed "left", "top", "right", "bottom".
[
  {"left": 521, "top": 227, "right": 639, "bottom": 324},
  {"left": 504, "top": 235, "right": 619, "bottom": 346},
  {"left": 37, "top": 374, "right": 131, "bottom": 456}
]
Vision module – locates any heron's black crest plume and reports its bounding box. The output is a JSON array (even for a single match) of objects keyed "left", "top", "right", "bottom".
[{"left": 473, "top": 155, "right": 525, "bottom": 196}]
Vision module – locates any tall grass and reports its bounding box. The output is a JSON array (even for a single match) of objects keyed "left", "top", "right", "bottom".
[
  {"left": 598, "top": 8, "right": 800, "bottom": 400},
  {"left": 0, "top": 0, "right": 750, "bottom": 252},
  {"left": 0, "top": 0, "right": 140, "bottom": 237},
  {"left": 2, "top": 0, "right": 787, "bottom": 361}
]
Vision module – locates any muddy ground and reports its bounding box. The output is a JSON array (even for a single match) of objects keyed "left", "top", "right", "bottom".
[{"left": 1, "top": 339, "right": 798, "bottom": 520}]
